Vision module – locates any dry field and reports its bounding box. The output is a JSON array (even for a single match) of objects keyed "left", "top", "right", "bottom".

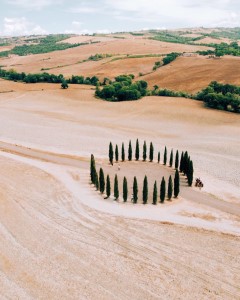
[
  {"left": 0, "top": 31, "right": 240, "bottom": 298},
  {"left": 0, "top": 38, "right": 211, "bottom": 75},
  {"left": 142, "top": 55, "right": 240, "bottom": 93}
]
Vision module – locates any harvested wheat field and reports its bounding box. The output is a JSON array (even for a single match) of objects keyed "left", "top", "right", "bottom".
[
  {"left": 0, "top": 38, "right": 212, "bottom": 75},
  {"left": 0, "top": 26, "right": 240, "bottom": 299},
  {"left": 142, "top": 55, "right": 240, "bottom": 93}
]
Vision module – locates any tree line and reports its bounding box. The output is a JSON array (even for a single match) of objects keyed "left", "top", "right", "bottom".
[
  {"left": 108, "top": 140, "right": 194, "bottom": 186},
  {"left": 90, "top": 154, "right": 180, "bottom": 204}
]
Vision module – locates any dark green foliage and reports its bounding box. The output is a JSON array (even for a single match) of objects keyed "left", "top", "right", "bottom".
[
  {"left": 96, "top": 75, "right": 148, "bottom": 102},
  {"left": 162, "top": 52, "right": 180, "bottom": 65},
  {"left": 196, "top": 81, "right": 240, "bottom": 113},
  {"left": 179, "top": 152, "right": 184, "bottom": 173},
  {"left": 133, "top": 177, "right": 138, "bottom": 204},
  {"left": 90, "top": 154, "right": 96, "bottom": 184},
  {"left": 160, "top": 177, "right": 166, "bottom": 203},
  {"left": 174, "top": 170, "right": 180, "bottom": 198},
  {"left": 152, "top": 181, "right": 158, "bottom": 205},
  {"left": 143, "top": 141, "right": 147, "bottom": 161},
  {"left": 151, "top": 31, "right": 204, "bottom": 45},
  {"left": 123, "top": 177, "right": 128, "bottom": 202},
  {"left": 128, "top": 140, "right": 132, "bottom": 161},
  {"left": 163, "top": 146, "right": 167, "bottom": 165},
  {"left": 121, "top": 143, "right": 125, "bottom": 161},
  {"left": 99, "top": 168, "right": 105, "bottom": 194},
  {"left": 158, "top": 151, "right": 160, "bottom": 164},
  {"left": 175, "top": 150, "right": 179, "bottom": 170},
  {"left": 149, "top": 142, "right": 154, "bottom": 162},
  {"left": 106, "top": 175, "right": 111, "bottom": 198},
  {"left": 182, "top": 151, "right": 189, "bottom": 175},
  {"left": 135, "top": 139, "right": 140, "bottom": 161},
  {"left": 109, "top": 142, "right": 114, "bottom": 165},
  {"left": 169, "top": 149, "right": 173, "bottom": 167},
  {"left": 157, "top": 88, "right": 190, "bottom": 98},
  {"left": 142, "top": 176, "right": 148, "bottom": 204},
  {"left": 115, "top": 145, "right": 119, "bottom": 162},
  {"left": 168, "top": 176, "right": 173, "bottom": 200},
  {"left": 61, "top": 80, "right": 68, "bottom": 89},
  {"left": 114, "top": 174, "right": 119, "bottom": 200},
  {"left": 187, "top": 160, "right": 194, "bottom": 186}
]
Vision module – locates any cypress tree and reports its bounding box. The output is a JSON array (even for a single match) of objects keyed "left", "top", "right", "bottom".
[
  {"left": 149, "top": 142, "right": 154, "bottom": 162},
  {"left": 167, "top": 176, "right": 173, "bottom": 200},
  {"left": 160, "top": 177, "right": 166, "bottom": 203},
  {"left": 183, "top": 151, "right": 189, "bottom": 175},
  {"left": 109, "top": 142, "right": 114, "bottom": 165},
  {"left": 143, "top": 141, "right": 147, "bottom": 161},
  {"left": 142, "top": 175, "right": 148, "bottom": 204},
  {"left": 95, "top": 172, "right": 99, "bottom": 190},
  {"left": 135, "top": 139, "right": 140, "bottom": 161},
  {"left": 174, "top": 169, "right": 180, "bottom": 198},
  {"left": 179, "top": 151, "right": 184, "bottom": 173},
  {"left": 99, "top": 168, "right": 105, "bottom": 194},
  {"left": 128, "top": 140, "right": 132, "bottom": 161},
  {"left": 90, "top": 154, "right": 96, "bottom": 184},
  {"left": 163, "top": 146, "right": 167, "bottom": 165},
  {"left": 133, "top": 177, "right": 138, "bottom": 204},
  {"left": 114, "top": 174, "right": 119, "bottom": 200},
  {"left": 121, "top": 142, "right": 125, "bottom": 162},
  {"left": 115, "top": 145, "right": 119, "bottom": 162},
  {"left": 187, "top": 160, "right": 194, "bottom": 186},
  {"left": 152, "top": 181, "right": 157, "bottom": 205},
  {"left": 175, "top": 150, "right": 179, "bottom": 170},
  {"left": 169, "top": 149, "right": 173, "bottom": 167},
  {"left": 123, "top": 177, "right": 128, "bottom": 202},
  {"left": 106, "top": 175, "right": 111, "bottom": 198},
  {"left": 158, "top": 151, "right": 160, "bottom": 164}
]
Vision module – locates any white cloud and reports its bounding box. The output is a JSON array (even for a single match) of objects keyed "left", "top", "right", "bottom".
[
  {"left": 2, "top": 17, "right": 48, "bottom": 36},
  {"left": 68, "top": 4, "right": 97, "bottom": 14},
  {"left": 7, "top": 0, "right": 62, "bottom": 10}
]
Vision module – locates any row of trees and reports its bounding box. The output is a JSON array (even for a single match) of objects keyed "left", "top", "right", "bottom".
[
  {"left": 108, "top": 140, "right": 194, "bottom": 186},
  {"left": 90, "top": 155, "right": 180, "bottom": 203}
]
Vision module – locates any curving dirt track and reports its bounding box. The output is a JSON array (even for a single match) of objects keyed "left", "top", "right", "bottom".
[{"left": 0, "top": 82, "right": 240, "bottom": 299}]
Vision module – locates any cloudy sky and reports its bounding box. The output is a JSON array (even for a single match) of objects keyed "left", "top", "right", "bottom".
[{"left": 0, "top": 0, "right": 239, "bottom": 36}]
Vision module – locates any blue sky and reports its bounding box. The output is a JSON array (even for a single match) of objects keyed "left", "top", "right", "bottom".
[{"left": 0, "top": 0, "right": 239, "bottom": 36}]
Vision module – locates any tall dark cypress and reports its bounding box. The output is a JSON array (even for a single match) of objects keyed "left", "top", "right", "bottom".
[
  {"left": 163, "top": 146, "right": 167, "bottom": 165},
  {"left": 152, "top": 181, "right": 158, "bottom": 205},
  {"left": 179, "top": 151, "right": 184, "bottom": 173},
  {"left": 121, "top": 142, "right": 125, "bottom": 162},
  {"left": 106, "top": 175, "right": 111, "bottom": 198},
  {"left": 90, "top": 154, "right": 96, "bottom": 184},
  {"left": 128, "top": 140, "right": 132, "bottom": 161},
  {"left": 123, "top": 177, "right": 128, "bottom": 202},
  {"left": 174, "top": 169, "right": 180, "bottom": 198},
  {"left": 187, "top": 160, "right": 194, "bottom": 186},
  {"left": 183, "top": 151, "right": 189, "bottom": 175},
  {"left": 135, "top": 139, "right": 140, "bottom": 161},
  {"left": 167, "top": 176, "right": 173, "bottom": 200},
  {"left": 158, "top": 151, "right": 160, "bottom": 164},
  {"left": 133, "top": 177, "right": 138, "bottom": 204},
  {"left": 142, "top": 175, "right": 148, "bottom": 204},
  {"left": 149, "top": 142, "right": 154, "bottom": 162},
  {"left": 143, "top": 141, "right": 147, "bottom": 161},
  {"left": 114, "top": 174, "right": 119, "bottom": 200},
  {"left": 169, "top": 149, "right": 173, "bottom": 167},
  {"left": 115, "top": 145, "right": 119, "bottom": 162},
  {"left": 109, "top": 142, "right": 114, "bottom": 165},
  {"left": 99, "top": 168, "right": 105, "bottom": 194},
  {"left": 175, "top": 150, "right": 179, "bottom": 170},
  {"left": 160, "top": 177, "right": 166, "bottom": 203}
]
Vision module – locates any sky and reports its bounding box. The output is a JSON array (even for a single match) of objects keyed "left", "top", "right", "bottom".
[{"left": 0, "top": 0, "right": 239, "bottom": 36}]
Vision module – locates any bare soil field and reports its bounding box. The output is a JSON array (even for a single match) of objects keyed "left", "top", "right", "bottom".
[
  {"left": 194, "top": 36, "right": 232, "bottom": 45},
  {"left": 0, "top": 38, "right": 212, "bottom": 75},
  {"left": 142, "top": 55, "right": 240, "bottom": 92},
  {"left": 59, "top": 35, "right": 117, "bottom": 44}
]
